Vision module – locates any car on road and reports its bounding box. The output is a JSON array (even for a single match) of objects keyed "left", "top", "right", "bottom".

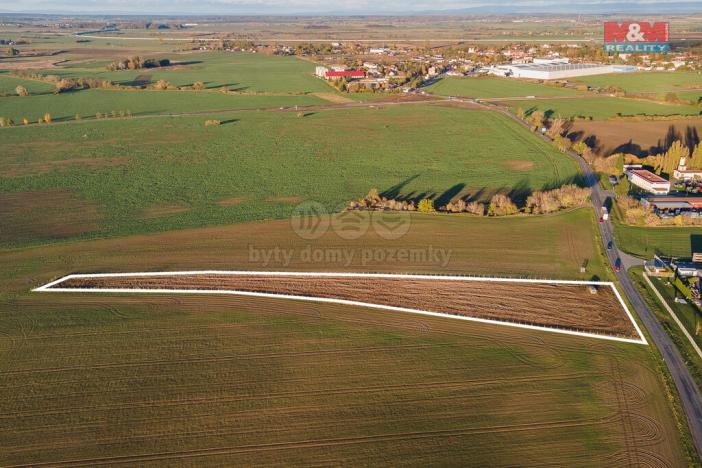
[
  {"left": 598, "top": 217, "right": 604, "bottom": 224},
  {"left": 607, "top": 241, "right": 613, "bottom": 250},
  {"left": 614, "top": 258, "right": 621, "bottom": 272}
]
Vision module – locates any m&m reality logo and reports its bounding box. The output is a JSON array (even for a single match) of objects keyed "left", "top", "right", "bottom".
[{"left": 604, "top": 22, "right": 670, "bottom": 53}]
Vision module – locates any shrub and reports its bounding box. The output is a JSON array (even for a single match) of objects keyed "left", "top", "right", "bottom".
[
  {"left": 552, "top": 135, "right": 571, "bottom": 152},
  {"left": 488, "top": 194, "right": 518, "bottom": 216},
  {"left": 205, "top": 119, "right": 221, "bottom": 126},
  {"left": 75, "top": 114, "right": 81, "bottom": 121},
  {"left": 525, "top": 184, "right": 590, "bottom": 214},
  {"left": 43, "top": 113, "right": 52, "bottom": 124},
  {"left": 154, "top": 80, "right": 172, "bottom": 90},
  {"left": 15, "top": 85, "right": 28, "bottom": 96},
  {"left": 22, "top": 117, "right": 29, "bottom": 125},
  {"left": 417, "top": 199, "right": 435, "bottom": 213},
  {"left": 192, "top": 81, "right": 206, "bottom": 90}
]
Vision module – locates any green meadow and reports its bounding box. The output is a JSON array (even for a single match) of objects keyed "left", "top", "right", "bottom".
[
  {"left": 427, "top": 76, "right": 579, "bottom": 98},
  {"left": 0, "top": 71, "right": 56, "bottom": 95},
  {"left": 0, "top": 105, "right": 578, "bottom": 246},
  {"left": 0, "top": 88, "right": 326, "bottom": 121},
  {"left": 35, "top": 52, "right": 333, "bottom": 93},
  {"left": 574, "top": 71, "right": 702, "bottom": 102},
  {"left": 614, "top": 223, "right": 701, "bottom": 258}
]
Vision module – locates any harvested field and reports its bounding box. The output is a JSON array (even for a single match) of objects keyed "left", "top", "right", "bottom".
[
  {"left": 0, "top": 292, "right": 686, "bottom": 466},
  {"left": 569, "top": 118, "right": 702, "bottom": 157},
  {"left": 312, "top": 92, "right": 354, "bottom": 103},
  {"left": 0, "top": 189, "right": 102, "bottom": 244},
  {"left": 44, "top": 273, "right": 641, "bottom": 341}
]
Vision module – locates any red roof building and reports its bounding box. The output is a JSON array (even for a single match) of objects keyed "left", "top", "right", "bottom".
[
  {"left": 325, "top": 70, "right": 366, "bottom": 79},
  {"left": 627, "top": 169, "right": 671, "bottom": 195}
]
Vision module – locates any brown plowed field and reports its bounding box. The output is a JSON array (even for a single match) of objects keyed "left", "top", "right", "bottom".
[
  {"left": 56, "top": 274, "right": 637, "bottom": 339},
  {"left": 570, "top": 118, "right": 702, "bottom": 157}
]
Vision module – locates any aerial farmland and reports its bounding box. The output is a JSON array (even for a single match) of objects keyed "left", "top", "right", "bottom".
[{"left": 1, "top": 11, "right": 702, "bottom": 467}]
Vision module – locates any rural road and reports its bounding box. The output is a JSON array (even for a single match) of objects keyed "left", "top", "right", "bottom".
[{"left": 470, "top": 98, "right": 702, "bottom": 457}]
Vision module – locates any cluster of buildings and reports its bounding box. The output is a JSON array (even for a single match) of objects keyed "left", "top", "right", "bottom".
[
  {"left": 625, "top": 159, "right": 702, "bottom": 218},
  {"left": 314, "top": 63, "right": 410, "bottom": 90}
]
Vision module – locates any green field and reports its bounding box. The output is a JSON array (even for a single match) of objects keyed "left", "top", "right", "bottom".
[
  {"left": 36, "top": 52, "right": 333, "bottom": 93},
  {"left": 427, "top": 76, "right": 579, "bottom": 98},
  {"left": 614, "top": 222, "right": 701, "bottom": 258},
  {"left": 503, "top": 97, "right": 701, "bottom": 120},
  {"left": 0, "top": 105, "right": 579, "bottom": 246},
  {"left": 574, "top": 71, "right": 702, "bottom": 102},
  {"left": 0, "top": 88, "right": 326, "bottom": 121},
  {"left": 0, "top": 71, "right": 56, "bottom": 95}
]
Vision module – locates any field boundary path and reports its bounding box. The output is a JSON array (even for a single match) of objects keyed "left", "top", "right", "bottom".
[
  {"left": 34, "top": 271, "right": 648, "bottom": 346},
  {"left": 462, "top": 97, "right": 702, "bottom": 457}
]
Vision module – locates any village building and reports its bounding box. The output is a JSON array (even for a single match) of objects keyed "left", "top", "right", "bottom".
[
  {"left": 641, "top": 196, "right": 702, "bottom": 216},
  {"left": 673, "top": 157, "right": 702, "bottom": 181},
  {"left": 627, "top": 169, "right": 671, "bottom": 195}
]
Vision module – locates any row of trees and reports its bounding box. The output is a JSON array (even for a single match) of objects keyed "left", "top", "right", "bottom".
[
  {"left": 347, "top": 185, "right": 588, "bottom": 218},
  {"left": 0, "top": 113, "right": 52, "bottom": 127},
  {"left": 106, "top": 56, "right": 170, "bottom": 71},
  {"left": 9, "top": 70, "right": 203, "bottom": 93},
  {"left": 0, "top": 109, "right": 136, "bottom": 128}
]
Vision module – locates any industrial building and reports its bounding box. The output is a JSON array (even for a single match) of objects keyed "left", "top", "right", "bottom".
[
  {"left": 488, "top": 60, "right": 635, "bottom": 80},
  {"left": 641, "top": 196, "right": 702, "bottom": 215},
  {"left": 627, "top": 169, "right": 671, "bottom": 195}
]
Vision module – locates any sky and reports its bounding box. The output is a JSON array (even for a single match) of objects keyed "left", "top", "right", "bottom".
[{"left": 1, "top": 0, "right": 699, "bottom": 15}]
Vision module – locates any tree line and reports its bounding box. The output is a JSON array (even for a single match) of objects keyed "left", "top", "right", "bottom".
[
  {"left": 347, "top": 185, "right": 589, "bottom": 217},
  {"left": 106, "top": 56, "right": 170, "bottom": 71}
]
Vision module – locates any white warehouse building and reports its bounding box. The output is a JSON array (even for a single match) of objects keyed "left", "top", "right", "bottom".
[{"left": 489, "top": 61, "right": 634, "bottom": 80}]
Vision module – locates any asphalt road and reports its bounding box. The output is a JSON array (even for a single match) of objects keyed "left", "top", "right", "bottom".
[{"left": 475, "top": 99, "right": 702, "bottom": 458}]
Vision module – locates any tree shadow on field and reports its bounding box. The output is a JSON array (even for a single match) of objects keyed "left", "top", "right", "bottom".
[
  {"left": 435, "top": 183, "right": 466, "bottom": 208},
  {"left": 507, "top": 178, "right": 532, "bottom": 206},
  {"left": 173, "top": 60, "right": 203, "bottom": 66},
  {"left": 219, "top": 118, "right": 239, "bottom": 125},
  {"left": 691, "top": 234, "right": 702, "bottom": 257},
  {"left": 380, "top": 174, "right": 421, "bottom": 199},
  {"left": 523, "top": 106, "right": 538, "bottom": 117}
]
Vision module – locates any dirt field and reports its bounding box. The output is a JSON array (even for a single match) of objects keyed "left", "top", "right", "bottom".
[
  {"left": 0, "top": 189, "right": 102, "bottom": 244},
  {"left": 52, "top": 274, "right": 638, "bottom": 339},
  {"left": 0, "top": 292, "right": 687, "bottom": 466},
  {"left": 569, "top": 118, "right": 702, "bottom": 157}
]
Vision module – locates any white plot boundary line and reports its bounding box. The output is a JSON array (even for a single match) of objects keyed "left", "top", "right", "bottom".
[{"left": 34, "top": 271, "right": 648, "bottom": 346}]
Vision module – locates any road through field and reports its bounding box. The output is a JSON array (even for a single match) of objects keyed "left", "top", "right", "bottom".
[{"left": 466, "top": 98, "right": 702, "bottom": 458}]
